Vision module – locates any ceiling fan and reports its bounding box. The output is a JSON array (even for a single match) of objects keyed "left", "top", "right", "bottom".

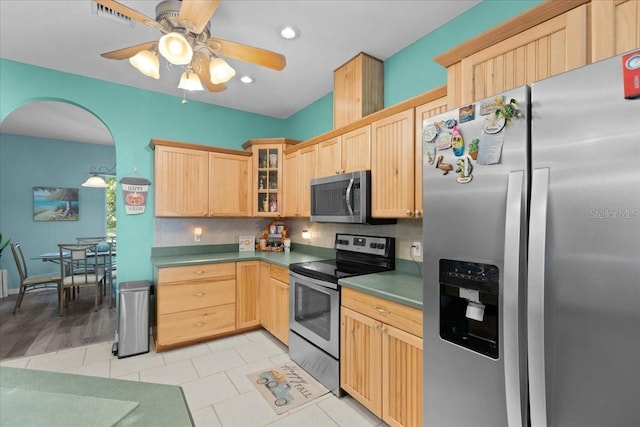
[{"left": 94, "top": 0, "right": 286, "bottom": 93}]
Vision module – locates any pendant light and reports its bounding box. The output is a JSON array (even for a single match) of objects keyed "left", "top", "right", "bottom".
[
  {"left": 82, "top": 174, "right": 108, "bottom": 188},
  {"left": 158, "top": 32, "right": 193, "bottom": 65}
]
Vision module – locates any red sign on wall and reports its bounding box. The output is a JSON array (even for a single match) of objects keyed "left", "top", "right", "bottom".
[{"left": 622, "top": 50, "right": 640, "bottom": 99}]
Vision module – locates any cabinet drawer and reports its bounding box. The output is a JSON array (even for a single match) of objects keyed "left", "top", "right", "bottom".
[
  {"left": 342, "top": 287, "right": 422, "bottom": 337},
  {"left": 270, "top": 264, "right": 289, "bottom": 283},
  {"left": 158, "top": 262, "right": 236, "bottom": 283},
  {"left": 157, "top": 303, "right": 236, "bottom": 347},
  {"left": 157, "top": 279, "right": 236, "bottom": 315}
]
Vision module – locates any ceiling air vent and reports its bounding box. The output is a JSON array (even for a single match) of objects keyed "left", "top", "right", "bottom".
[{"left": 91, "top": 2, "right": 133, "bottom": 26}]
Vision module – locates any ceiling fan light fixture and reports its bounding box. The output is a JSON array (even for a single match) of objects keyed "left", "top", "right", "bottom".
[
  {"left": 178, "top": 70, "right": 204, "bottom": 91},
  {"left": 129, "top": 50, "right": 160, "bottom": 79},
  {"left": 158, "top": 32, "right": 193, "bottom": 65},
  {"left": 209, "top": 57, "right": 236, "bottom": 84}
]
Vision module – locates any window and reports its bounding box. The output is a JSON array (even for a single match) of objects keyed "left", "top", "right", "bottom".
[{"left": 106, "top": 177, "right": 116, "bottom": 240}]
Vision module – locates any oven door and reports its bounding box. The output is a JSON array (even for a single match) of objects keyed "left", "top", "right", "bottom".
[{"left": 289, "top": 272, "right": 340, "bottom": 359}]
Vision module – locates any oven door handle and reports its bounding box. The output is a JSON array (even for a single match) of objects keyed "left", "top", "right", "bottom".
[
  {"left": 345, "top": 178, "right": 354, "bottom": 216},
  {"left": 289, "top": 271, "right": 339, "bottom": 290}
]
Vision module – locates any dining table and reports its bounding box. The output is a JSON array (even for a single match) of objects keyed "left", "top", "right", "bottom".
[{"left": 33, "top": 249, "right": 116, "bottom": 309}]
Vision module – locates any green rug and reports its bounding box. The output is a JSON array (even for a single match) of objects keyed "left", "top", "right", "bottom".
[{"left": 0, "top": 367, "right": 194, "bottom": 426}]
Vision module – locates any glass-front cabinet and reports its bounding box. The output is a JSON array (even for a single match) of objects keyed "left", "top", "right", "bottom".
[{"left": 243, "top": 138, "right": 299, "bottom": 217}]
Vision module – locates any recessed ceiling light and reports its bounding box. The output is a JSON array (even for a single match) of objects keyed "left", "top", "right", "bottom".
[
  {"left": 240, "top": 75, "right": 254, "bottom": 84},
  {"left": 280, "top": 26, "right": 299, "bottom": 40}
]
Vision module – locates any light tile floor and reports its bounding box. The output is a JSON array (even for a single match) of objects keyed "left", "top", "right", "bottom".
[{"left": 0, "top": 329, "right": 387, "bottom": 427}]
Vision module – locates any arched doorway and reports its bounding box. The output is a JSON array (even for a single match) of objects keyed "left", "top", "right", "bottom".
[{"left": 0, "top": 100, "right": 116, "bottom": 359}]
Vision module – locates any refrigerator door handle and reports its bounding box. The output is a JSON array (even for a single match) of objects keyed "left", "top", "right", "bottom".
[
  {"left": 503, "top": 170, "right": 525, "bottom": 427},
  {"left": 528, "top": 167, "right": 550, "bottom": 427}
]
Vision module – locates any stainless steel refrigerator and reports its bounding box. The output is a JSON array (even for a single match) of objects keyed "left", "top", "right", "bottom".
[{"left": 422, "top": 53, "right": 640, "bottom": 427}]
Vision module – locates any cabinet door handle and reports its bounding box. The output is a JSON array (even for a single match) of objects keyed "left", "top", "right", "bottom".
[
  {"left": 414, "top": 210, "right": 421, "bottom": 217},
  {"left": 381, "top": 326, "right": 387, "bottom": 333},
  {"left": 372, "top": 323, "right": 379, "bottom": 329},
  {"left": 194, "top": 322, "right": 205, "bottom": 327},
  {"left": 406, "top": 210, "right": 413, "bottom": 216},
  {"left": 193, "top": 292, "right": 206, "bottom": 297},
  {"left": 375, "top": 306, "right": 390, "bottom": 315},
  {"left": 193, "top": 270, "right": 205, "bottom": 275}
]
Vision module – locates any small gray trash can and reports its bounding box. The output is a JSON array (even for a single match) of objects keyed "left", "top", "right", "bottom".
[{"left": 117, "top": 281, "right": 150, "bottom": 358}]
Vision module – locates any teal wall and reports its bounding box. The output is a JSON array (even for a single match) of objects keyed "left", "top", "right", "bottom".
[
  {"left": 0, "top": 134, "right": 115, "bottom": 287},
  {"left": 0, "top": 60, "right": 284, "bottom": 287},
  {"left": 284, "top": 0, "right": 543, "bottom": 141},
  {"left": 1, "top": 0, "right": 543, "bottom": 287},
  {"left": 282, "top": 93, "right": 333, "bottom": 141}
]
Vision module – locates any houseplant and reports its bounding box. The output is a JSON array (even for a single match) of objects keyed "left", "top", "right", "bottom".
[{"left": 0, "top": 232, "right": 9, "bottom": 259}]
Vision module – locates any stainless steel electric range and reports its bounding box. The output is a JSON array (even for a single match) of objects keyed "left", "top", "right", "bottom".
[{"left": 288, "top": 233, "right": 395, "bottom": 395}]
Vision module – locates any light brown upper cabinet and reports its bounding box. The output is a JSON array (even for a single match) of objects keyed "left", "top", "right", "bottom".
[
  {"left": 414, "top": 97, "right": 448, "bottom": 217},
  {"left": 242, "top": 138, "right": 299, "bottom": 217},
  {"left": 317, "top": 126, "right": 372, "bottom": 178},
  {"left": 334, "top": 53, "right": 384, "bottom": 129},
  {"left": 282, "top": 150, "right": 298, "bottom": 218},
  {"left": 435, "top": 1, "right": 590, "bottom": 107},
  {"left": 591, "top": 0, "right": 640, "bottom": 62},
  {"left": 283, "top": 144, "right": 317, "bottom": 217},
  {"left": 152, "top": 139, "right": 251, "bottom": 217},
  {"left": 371, "top": 109, "right": 415, "bottom": 218},
  {"left": 209, "top": 152, "right": 252, "bottom": 217}
]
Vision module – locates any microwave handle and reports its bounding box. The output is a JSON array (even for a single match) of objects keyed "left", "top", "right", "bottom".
[{"left": 345, "top": 178, "right": 354, "bottom": 216}]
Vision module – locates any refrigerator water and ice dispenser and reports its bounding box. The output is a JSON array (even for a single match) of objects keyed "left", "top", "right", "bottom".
[{"left": 439, "top": 259, "right": 499, "bottom": 359}]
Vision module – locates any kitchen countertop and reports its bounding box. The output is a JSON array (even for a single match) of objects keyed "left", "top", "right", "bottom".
[
  {"left": 151, "top": 250, "right": 423, "bottom": 309},
  {"left": 150, "top": 251, "right": 325, "bottom": 269},
  {"left": 339, "top": 271, "right": 423, "bottom": 310}
]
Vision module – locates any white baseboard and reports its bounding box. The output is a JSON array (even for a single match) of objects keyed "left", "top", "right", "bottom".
[{"left": 0, "top": 270, "right": 7, "bottom": 298}]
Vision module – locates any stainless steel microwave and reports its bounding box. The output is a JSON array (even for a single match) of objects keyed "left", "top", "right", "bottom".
[{"left": 310, "top": 170, "right": 395, "bottom": 224}]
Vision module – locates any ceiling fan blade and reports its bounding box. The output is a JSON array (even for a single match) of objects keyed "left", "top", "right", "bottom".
[
  {"left": 178, "top": 0, "right": 221, "bottom": 34},
  {"left": 193, "top": 54, "right": 228, "bottom": 92},
  {"left": 208, "top": 37, "right": 286, "bottom": 71},
  {"left": 101, "top": 42, "right": 157, "bottom": 60},
  {"left": 93, "top": 0, "right": 157, "bottom": 27}
]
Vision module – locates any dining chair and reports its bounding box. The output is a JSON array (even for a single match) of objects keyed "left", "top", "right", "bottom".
[
  {"left": 10, "top": 242, "right": 61, "bottom": 315},
  {"left": 76, "top": 237, "right": 116, "bottom": 308},
  {"left": 58, "top": 243, "right": 103, "bottom": 316}
]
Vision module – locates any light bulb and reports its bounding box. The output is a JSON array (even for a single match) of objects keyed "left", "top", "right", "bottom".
[
  {"left": 158, "top": 32, "right": 193, "bottom": 65},
  {"left": 178, "top": 70, "right": 204, "bottom": 91},
  {"left": 129, "top": 50, "right": 160, "bottom": 79},
  {"left": 209, "top": 57, "right": 236, "bottom": 84}
]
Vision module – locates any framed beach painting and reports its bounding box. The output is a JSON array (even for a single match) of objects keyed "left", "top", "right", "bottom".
[{"left": 33, "top": 187, "right": 79, "bottom": 221}]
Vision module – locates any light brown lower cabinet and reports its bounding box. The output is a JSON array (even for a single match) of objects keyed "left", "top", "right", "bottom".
[
  {"left": 236, "top": 261, "right": 260, "bottom": 329},
  {"left": 341, "top": 288, "right": 423, "bottom": 427},
  {"left": 156, "top": 263, "right": 237, "bottom": 351},
  {"left": 156, "top": 260, "right": 287, "bottom": 351},
  {"left": 259, "top": 262, "right": 290, "bottom": 345}
]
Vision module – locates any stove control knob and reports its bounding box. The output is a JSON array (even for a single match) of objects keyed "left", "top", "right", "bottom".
[
  {"left": 369, "top": 243, "right": 376, "bottom": 248},
  {"left": 377, "top": 243, "right": 385, "bottom": 249}
]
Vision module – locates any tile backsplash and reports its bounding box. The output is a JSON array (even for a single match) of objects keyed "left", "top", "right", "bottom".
[{"left": 154, "top": 217, "right": 423, "bottom": 261}]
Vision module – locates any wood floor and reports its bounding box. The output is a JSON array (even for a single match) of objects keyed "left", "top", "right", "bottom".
[{"left": 0, "top": 288, "right": 116, "bottom": 360}]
